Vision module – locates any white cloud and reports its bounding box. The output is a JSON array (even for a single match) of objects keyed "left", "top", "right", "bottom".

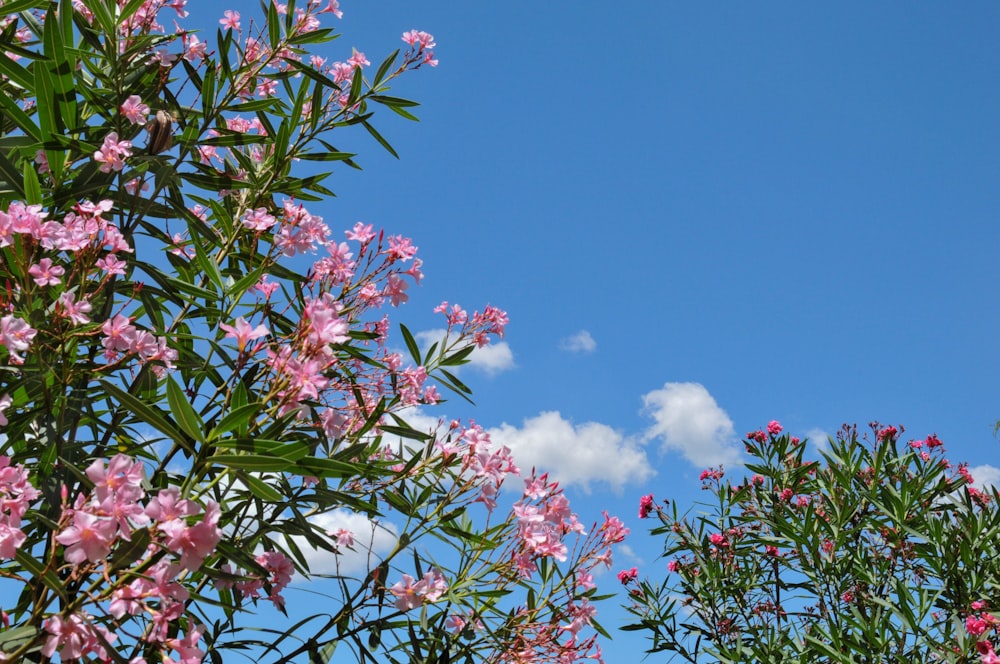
[
  {"left": 641, "top": 382, "right": 741, "bottom": 468},
  {"left": 558, "top": 330, "right": 597, "bottom": 354},
  {"left": 296, "top": 510, "right": 398, "bottom": 576},
  {"left": 414, "top": 328, "right": 515, "bottom": 377},
  {"left": 968, "top": 464, "right": 1000, "bottom": 490},
  {"left": 804, "top": 428, "right": 832, "bottom": 453},
  {"left": 466, "top": 341, "right": 515, "bottom": 376},
  {"left": 489, "top": 411, "right": 653, "bottom": 493}
]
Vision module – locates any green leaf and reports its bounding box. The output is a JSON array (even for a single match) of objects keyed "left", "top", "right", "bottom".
[
  {"left": 0, "top": 153, "right": 25, "bottom": 199},
  {"left": 345, "top": 65, "right": 365, "bottom": 109},
  {"left": 213, "top": 454, "right": 293, "bottom": 472},
  {"left": 285, "top": 57, "right": 341, "bottom": 90},
  {"left": 0, "top": 624, "right": 39, "bottom": 653},
  {"left": 86, "top": 0, "right": 116, "bottom": 36},
  {"left": 209, "top": 402, "right": 261, "bottom": 440},
  {"left": 266, "top": 0, "right": 281, "bottom": 47},
  {"left": 0, "top": 92, "right": 41, "bottom": 142},
  {"left": 438, "top": 369, "right": 472, "bottom": 394},
  {"left": 99, "top": 380, "right": 195, "bottom": 453},
  {"left": 15, "top": 549, "right": 66, "bottom": 601},
  {"left": 215, "top": 438, "right": 311, "bottom": 461},
  {"left": 378, "top": 424, "right": 431, "bottom": 442},
  {"left": 399, "top": 324, "right": 421, "bottom": 364},
  {"left": 297, "top": 150, "right": 356, "bottom": 162},
  {"left": 166, "top": 377, "right": 207, "bottom": 444},
  {"left": 189, "top": 233, "right": 224, "bottom": 293},
  {"left": 373, "top": 49, "right": 398, "bottom": 86},
  {"left": 384, "top": 104, "right": 419, "bottom": 122},
  {"left": 369, "top": 95, "right": 420, "bottom": 108},
  {"left": 288, "top": 26, "right": 337, "bottom": 45},
  {"left": 295, "top": 457, "right": 365, "bottom": 479},
  {"left": 240, "top": 471, "right": 284, "bottom": 502},
  {"left": 21, "top": 159, "right": 41, "bottom": 204},
  {"left": 199, "top": 132, "right": 270, "bottom": 147},
  {"left": 43, "top": 0, "right": 77, "bottom": 137},
  {"left": 362, "top": 120, "right": 399, "bottom": 159},
  {"left": 0, "top": 50, "right": 33, "bottom": 90},
  {"left": 0, "top": 0, "right": 48, "bottom": 14},
  {"left": 439, "top": 344, "right": 474, "bottom": 367}
]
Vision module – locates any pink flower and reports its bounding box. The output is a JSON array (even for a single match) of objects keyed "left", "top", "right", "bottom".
[
  {"left": 320, "top": 0, "right": 343, "bottom": 17},
  {"left": 182, "top": 33, "right": 207, "bottom": 62},
  {"left": 402, "top": 30, "right": 436, "bottom": 50},
  {"left": 390, "top": 574, "right": 422, "bottom": 611},
  {"left": 0, "top": 315, "right": 37, "bottom": 363},
  {"left": 345, "top": 221, "right": 375, "bottom": 244},
  {"left": 42, "top": 611, "right": 115, "bottom": 661},
  {"left": 347, "top": 49, "right": 370, "bottom": 69},
  {"left": 165, "top": 623, "right": 205, "bottom": 664},
  {"left": 28, "top": 258, "right": 65, "bottom": 286},
  {"left": 617, "top": 567, "right": 638, "bottom": 584},
  {"left": 599, "top": 511, "right": 629, "bottom": 545},
  {"left": 56, "top": 510, "right": 116, "bottom": 563},
  {"left": 968, "top": 615, "right": 990, "bottom": 637},
  {"left": 389, "top": 569, "right": 448, "bottom": 611},
  {"left": 328, "top": 527, "right": 354, "bottom": 548},
  {"left": 102, "top": 314, "right": 136, "bottom": 354},
  {"left": 242, "top": 208, "right": 277, "bottom": 231},
  {"left": 766, "top": 420, "right": 783, "bottom": 435},
  {"left": 158, "top": 501, "right": 222, "bottom": 570},
  {"left": 57, "top": 293, "right": 92, "bottom": 325},
  {"left": 219, "top": 317, "right": 269, "bottom": 352},
  {"left": 876, "top": 425, "right": 898, "bottom": 442},
  {"left": 97, "top": 253, "right": 127, "bottom": 275},
  {"left": 0, "top": 522, "right": 26, "bottom": 558},
  {"left": 120, "top": 95, "right": 149, "bottom": 124},
  {"left": 219, "top": 9, "right": 240, "bottom": 30},
  {"left": 94, "top": 132, "right": 132, "bottom": 173},
  {"left": 638, "top": 493, "right": 655, "bottom": 518},
  {"left": 384, "top": 273, "right": 409, "bottom": 306}
]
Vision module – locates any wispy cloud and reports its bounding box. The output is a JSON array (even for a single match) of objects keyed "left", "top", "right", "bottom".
[
  {"left": 490, "top": 411, "right": 653, "bottom": 493},
  {"left": 558, "top": 330, "right": 597, "bottom": 354},
  {"left": 641, "top": 382, "right": 741, "bottom": 468}
]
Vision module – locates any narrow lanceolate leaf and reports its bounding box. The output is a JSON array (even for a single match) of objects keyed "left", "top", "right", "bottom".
[
  {"left": 99, "top": 380, "right": 195, "bottom": 453},
  {"left": 295, "top": 456, "right": 365, "bottom": 479},
  {"left": 0, "top": 0, "right": 48, "bottom": 15},
  {"left": 238, "top": 471, "right": 284, "bottom": 502},
  {"left": 0, "top": 93, "right": 40, "bottom": 142},
  {"left": 399, "top": 324, "right": 421, "bottom": 364},
  {"left": 361, "top": 120, "right": 399, "bottom": 159},
  {"left": 0, "top": 51, "right": 33, "bottom": 90},
  {"left": 209, "top": 402, "right": 261, "bottom": 440},
  {"left": 373, "top": 49, "right": 398, "bottom": 86},
  {"left": 21, "top": 160, "right": 41, "bottom": 204},
  {"left": 43, "top": 0, "right": 77, "bottom": 137},
  {"left": 166, "top": 377, "right": 207, "bottom": 444},
  {"left": 212, "top": 454, "right": 293, "bottom": 472}
]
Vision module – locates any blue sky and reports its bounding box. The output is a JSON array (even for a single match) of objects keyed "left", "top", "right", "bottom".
[{"left": 190, "top": 1, "right": 1000, "bottom": 658}]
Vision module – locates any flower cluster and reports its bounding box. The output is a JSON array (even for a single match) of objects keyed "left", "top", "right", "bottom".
[
  {"left": 628, "top": 421, "right": 1000, "bottom": 662},
  {"left": 0, "top": 456, "right": 37, "bottom": 558}
]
